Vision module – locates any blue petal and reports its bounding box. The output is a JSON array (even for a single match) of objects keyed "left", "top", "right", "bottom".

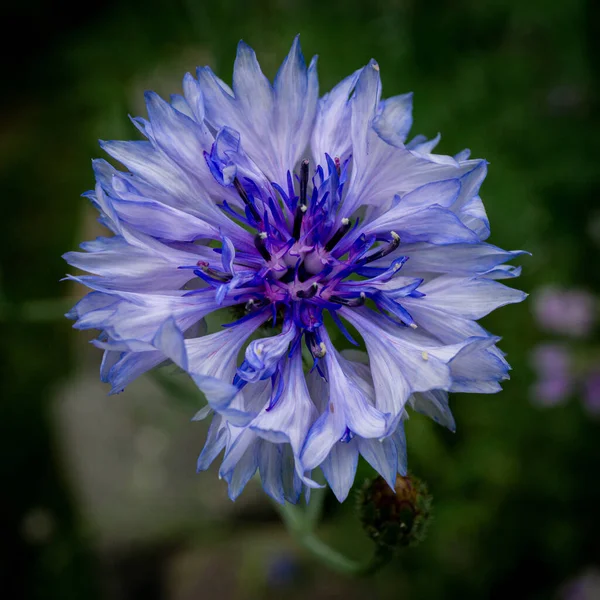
[
  {"left": 372, "top": 92, "right": 414, "bottom": 146},
  {"left": 65, "top": 280, "right": 224, "bottom": 346},
  {"left": 281, "top": 445, "right": 303, "bottom": 504},
  {"left": 144, "top": 90, "right": 213, "bottom": 175},
  {"left": 109, "top": 195, "right": 219, "bottom": 242},
  {"left": 228, "top": 441, "right": 260, "bottom": 500},
  {"left": 407, "top": 276, "right": 528, "bottom": 321},
  {"left": 250, "top": 348, "right": 317, "bottom": 467},
  {"left": 311, "top": 68, "right": 361, "bottom": 164},
  {"left": 100, "top": 140, "right": 199, "bottom": 209},
  {"left": 220, "top": 426, "right": 256, "bottom": 480},
  {"left": 349, "top": 59, "right": 382, "bottom": 170},
  {"left": 459, "top": 194, "right": 490, "bottom": 240},
  {"left": 152, "top": 318, "right": 189, "bottom": 371},
  {"left": 392, "top": 424, "right": 408, "bottom": 476},
  {"left": 169, "top": 93, "right": 194, "bottom": 118},
  {"left": 65, "top": 290, "right": 118, "bottom": 320},
  {"left": 341, "top": 308, "right": 455, "bottom": 418},
  {"left": 197, "top": 415, "right": 227, "bottom": 471},
  {"left": 410, "top": 390, "right": 455, "bottom": 431},
  {"left": 100, "top": 349, "right": 121, "bottom": 383},
  {"left": 232, "top": 40, "right": 274, "bottom": 135},
  {"left": 320, "top": 440, "right": 359, "bottom": 502},
  {"left": 357, "top": 436, "right": 398, "bottom": 490},
  {"left": 237, "top": 321, "right": 297, "bottom": 383},
  {"left": 182, "top": 72, "right": 206, "bottom": 122},
  {"left": 395, "top": 242, "right": 527, "bottom": 277},
  {"left": 301, "top": 332, "right": 389, "bottom": 473},
  {"left": 257, "top": 442, "right": 285, "bottom": 504},
  {"left": 396, "top": 178, "right": 461, "bottom": 211},
  {"left": 448, "top": 337, "right": 510, "bottom": 393},
  {"left": 365, "top": 205, "right": 477, "bottom": 245},
  {"left": 106, "top": 350, "right": 165, "bottom": 394},
  {"left": 273, "top": 36, "right": 319, "bottom": 182}
]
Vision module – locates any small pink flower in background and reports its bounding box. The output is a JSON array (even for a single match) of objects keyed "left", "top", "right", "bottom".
[
  {"left": 583, "top": 372, "right": 600, "bottom": 417},
  {"left": 533, "top": 286, "right": 596, "bottom": 338},
  {"left": 530, "top": 344, "right": 573, "bottom": 406}
]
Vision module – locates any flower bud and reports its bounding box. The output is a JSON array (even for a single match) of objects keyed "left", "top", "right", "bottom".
[{"left": 357, "top": 473, "right": 432, "bottom": 551}]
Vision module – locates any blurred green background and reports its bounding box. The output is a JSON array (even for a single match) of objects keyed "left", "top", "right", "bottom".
[{"left": 2, "top": 0, "right": 599, "bottom": 598}]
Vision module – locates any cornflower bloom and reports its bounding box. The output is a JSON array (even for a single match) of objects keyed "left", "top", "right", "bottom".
[{"left": 65, "top": 37, "right": 525, "bottom": 502}]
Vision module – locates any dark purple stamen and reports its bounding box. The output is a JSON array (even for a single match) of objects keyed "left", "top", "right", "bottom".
[
  {"left": 305, "top": 330, "right": 326, "bottom": 358},
  {"left": 363, "top": 232, "right": 400, "bottom": 264},
  {"left": 296, "top": 283, "right": 319, "bottom": 299},
  {"left": 254, "top": 233, "right": 272, "bottom": 261},
  {"left": 292, "top": 159, "right": 310, "bottom": 239},
  {"left": 299, "top": 159, "right": 309, "bottom": 207},
  {"left": 200, "top": 158, "right": 420, "bottom": 366},
  {"left": 245, "top": 298, "right": 268, "bottom": 313},
  {"left": 325, "top": 218, "right": 351, "bottom": 251},
  {"left": 234, "top": 177, "right": 261, "bottom": 222},
  {"left": 292, "top": 205, "right": 307, "bottom": 240},
  {"left": 329, "top": 292, "right": 366, "bottom": 307},
  {"left": 195, "top": 261, "right": 232, "bottom": 283}
]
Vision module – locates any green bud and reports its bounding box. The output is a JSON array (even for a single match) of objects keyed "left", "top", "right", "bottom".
[{"left": 357, "top": 473, "right": 432, "bottom": 551}]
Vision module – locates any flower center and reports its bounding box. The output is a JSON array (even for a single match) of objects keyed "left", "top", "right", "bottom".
[{"left": 188, "top": 155, "right": 418, "bottom": 363}]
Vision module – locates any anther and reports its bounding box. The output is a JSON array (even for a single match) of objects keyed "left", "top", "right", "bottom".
[
  {"left": 325, "top": 218, "right": 351, "bottom": 252},
  {"left": 329, "top": 292, "right": 366, "bottom": 307},
  {"left": 292, "top": 160, "right": 310, "bottom": 240},
  {"left": 292, "top": 206, "right": 303, "bottom": 239},
  {"left": 363, "top": 231, "right": 401, "bottom": 264},
  {"left": 245, "top": 298, "right": 267, "bottom": 313},
  {"left": 254, "top": 233, "right": 272, "bottom": 262},
  {"left": 195, "top": 261, "right": 232, "bottom": 283},
  {"left": 306, "top": 330, "right": 326, "bottom": 358},
  {"left": 296, "top": 283, "right": 318, "bottom": 300},
  {"left": 233, "top": 177, "right": 261, "bottom": 222},
  {"left": 299, "top": 159, "right": 309, "bottom": 208}
]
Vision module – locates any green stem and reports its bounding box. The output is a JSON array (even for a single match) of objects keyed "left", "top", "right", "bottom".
[
  {"left": 275, "top": 499, "right": 391, "bottom": 577},
  {"left": 304, "top": 474, "right": 327, "bottom": 530}
]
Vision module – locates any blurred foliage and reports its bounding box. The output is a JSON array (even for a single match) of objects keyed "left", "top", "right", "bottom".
[{"left": 1, "top": 0, "right": 599, "bottom": 598}]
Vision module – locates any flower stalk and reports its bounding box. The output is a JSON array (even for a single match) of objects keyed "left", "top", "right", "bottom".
[{"left": 275, "top": 485, "right": 393, "bottom": 577}]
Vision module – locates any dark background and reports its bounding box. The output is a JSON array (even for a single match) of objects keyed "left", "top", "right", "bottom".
[{"left": 2, "top": 0, "right": 599, "bottom": 598}]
